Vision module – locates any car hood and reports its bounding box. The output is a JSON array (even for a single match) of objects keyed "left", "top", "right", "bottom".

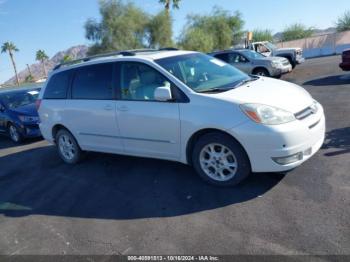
[
  {"left": 10, "top": 103, "right": 38, "bottom": 116},
  {"left": 276, "top": 47, "right": 302, "bottom": 52},
  {"left": 213, "top": 77, "right": 313, "bottom": 113}
]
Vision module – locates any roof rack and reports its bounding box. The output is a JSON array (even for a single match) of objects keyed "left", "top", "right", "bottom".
[
  {"left": 159, "top": 47, "right": 179, "bottom": 51},
  {"left": 53, "top": 47, "right": 179, "bottom": 71},
  {"left": 53, "top": 50, "right": 135, "bottom": 70}
]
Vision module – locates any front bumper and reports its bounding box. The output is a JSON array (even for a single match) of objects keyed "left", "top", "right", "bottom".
[
  {"left": 270, "top": 64, "right": 292, "bottom": 76},
  {"left": 296, "top": 56, "right": 305, "bottom": 64},
  {"left": 20, "top": 123, "right": 42, "bottom": 138},
  {"left": 229, "top": 105, "right": 325, "bottom": 172},
  {"left": 277, "top": 64, "right": 293, "bottom": 75}
]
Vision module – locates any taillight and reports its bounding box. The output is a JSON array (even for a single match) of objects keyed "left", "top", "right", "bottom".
[{"left": 35, "top": 99, "right": 42, "bottom": 111}]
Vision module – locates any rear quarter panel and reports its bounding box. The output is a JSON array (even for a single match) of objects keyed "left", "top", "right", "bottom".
[{"left": 38, "top": 99, "right": 67, "bottom": 143}]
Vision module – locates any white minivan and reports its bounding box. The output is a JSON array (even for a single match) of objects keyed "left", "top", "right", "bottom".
[{"left": 38, "top": 50, "right": 325, "bottom": 186}]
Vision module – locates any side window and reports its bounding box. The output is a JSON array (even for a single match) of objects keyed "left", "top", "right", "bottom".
[
  {"left": 257, "top": 44, "right": 269, "bottom": 53},
  {"left": 43, "top": 71, "right": 70, "bottom": 99},
  {"left": 228, "top": 53, "right": 239, "bottom": 64},
  {"left": 120, "top": 62, "right": 170, "bottom": 101},
  {"left": 72, "top": 63, "right": 113, "bottom": 100},
  {"left": 237, "top": 55, "right": 248, "bottom": 63},
  {"left": 214, "top": 53, "right": 229, "bottom": 63}
]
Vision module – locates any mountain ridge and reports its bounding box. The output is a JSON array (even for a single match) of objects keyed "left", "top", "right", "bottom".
[{"left": 4, "top": 45, "right": 88, "bottom": 85}]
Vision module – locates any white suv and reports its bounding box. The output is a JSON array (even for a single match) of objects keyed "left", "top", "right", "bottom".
[{"left": 38, "top": 49, "right": 325, "bottom": 186}]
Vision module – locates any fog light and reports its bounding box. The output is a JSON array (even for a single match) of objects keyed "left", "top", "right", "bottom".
[
  {"left": 26, "top": 128, "right": 35, "bottom": 135},
  {"left": 272, "top": 152, "right": 303, "bottom": 165},
  {"left": 303, "top": 147, "right": 312, "bottom": 156}
]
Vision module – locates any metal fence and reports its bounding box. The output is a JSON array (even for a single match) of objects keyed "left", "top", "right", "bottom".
[{"left": 276, "top": 30, "right": 350, "bottom": 58}]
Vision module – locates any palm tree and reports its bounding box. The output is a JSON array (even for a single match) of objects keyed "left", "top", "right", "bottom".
[
  {"left": 26, "top": 64, "right": 32, "bottom": 76},
  {"left": 336, "top": 11, "right": 350, "bottom": 32},
  {"left": 61, "top": 54, "right": 73, "bottom": 63},
  {"left": 36, "top": 50, "right": 49, "bottom": 78},
  {"left": 159, "top": 0, "right": 180, "bottom": 14},
  {"left": 26, "top": 64, "right": 34, "bottom": 82},
  {"left": 1, "top": 42, "right": 20, "bottom": 86}
]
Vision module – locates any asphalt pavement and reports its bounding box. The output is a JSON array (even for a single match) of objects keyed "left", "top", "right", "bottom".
[{"left": 0, "top": 55, "right": 349, "bottom": 256}]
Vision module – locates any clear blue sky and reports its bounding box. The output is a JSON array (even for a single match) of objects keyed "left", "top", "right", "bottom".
[{"left": 0, "top": 0, "right": 347, "bottom": 83}]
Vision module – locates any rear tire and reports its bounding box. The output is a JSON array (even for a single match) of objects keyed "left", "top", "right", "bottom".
[
  {"left": 253, "top": 68, "right": 270, "bottom": 77},
  {"left": 8, "top": 124, "right": 23, "bottom": 143},
  {"left": 55, "top": 129, "right": 82, "bottom": 164},
  {"left": 192, "top": 132, "right": 251, "bottom": 187}
]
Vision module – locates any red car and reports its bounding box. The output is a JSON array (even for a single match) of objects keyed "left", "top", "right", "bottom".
[{"left": 339, "top": 49, "right": 350, "bottom": 71}]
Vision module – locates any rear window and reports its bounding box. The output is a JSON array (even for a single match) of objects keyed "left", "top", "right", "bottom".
[
  {"left": 71, "top": 63, "right": 113, "bottom": 100},
  {"left": 44, "top": 71, "right": 70, "bottom": 99}
]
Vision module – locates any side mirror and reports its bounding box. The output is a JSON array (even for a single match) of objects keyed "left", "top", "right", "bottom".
[{"left": 154, "top": 85, "right": 173, "bottom": 102}]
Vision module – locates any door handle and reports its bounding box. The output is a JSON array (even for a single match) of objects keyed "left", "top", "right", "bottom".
[
  {"left": 104, "top": 104, "right": 114, "bottom": 111},
  {"left": 117, "top": 105, "right": 129, "bottom": 112}
]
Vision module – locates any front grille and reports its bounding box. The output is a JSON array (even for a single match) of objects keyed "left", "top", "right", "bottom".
[
  {"left": 25, "top": 124, "right": 39, "bottom": 129},
  {"left": 295, "top": 106, "right": 315, "bottom": 120}
]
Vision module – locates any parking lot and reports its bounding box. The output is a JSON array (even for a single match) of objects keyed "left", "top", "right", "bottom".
[{"left": 0, "top": 55, "right": 349, "bottom": 255}]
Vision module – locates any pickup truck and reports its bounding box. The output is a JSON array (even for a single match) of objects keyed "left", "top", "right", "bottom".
[{"left": 247, "top": 41, "right": 305, "bottom": 68}]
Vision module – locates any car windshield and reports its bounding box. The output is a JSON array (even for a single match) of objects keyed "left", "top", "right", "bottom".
[
  {"left": 155, "top": 53, "right": 250, "bottom": 93},
  {"left": 265, "top": 42, "right": 277, "bottom": 50},
  {"left": 240, "top": 50, "right": 265, "bottom": 59},
  {"left": 1, "top": 89, "right": 40, "bottom": 109}
]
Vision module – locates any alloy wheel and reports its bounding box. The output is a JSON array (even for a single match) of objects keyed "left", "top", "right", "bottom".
[
  {"left": 9, "top": 125, "right": 20, "bottom": 142},
  {"left": 199, "top": 143, "right": 238, "bottom": 182},
  {"left": 58, "top": 134, "right": 76, "bottom": 160}
]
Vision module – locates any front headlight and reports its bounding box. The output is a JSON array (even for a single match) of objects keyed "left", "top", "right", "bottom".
[
  {"left": 240, "top": 104, "right": 296, "bottom": 125},
  {"left": 310, "top": 100, "right": 319, "bottom": 114},
  {"left": 271, "top": 61, "right": 282, "bottom": 68}
]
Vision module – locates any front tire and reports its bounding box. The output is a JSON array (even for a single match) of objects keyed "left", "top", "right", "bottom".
[
  {"left": 253, "top": 68, "right": 270, "bottom": 77},
  {"left": 8, "top": 124, "right": 23, "bottom": 143},
  {"left": 55, "top": 129, "right": 82, "bottom": 164},
  {"left": 192, "top": 132, "right": 251, "bottom": 187}
]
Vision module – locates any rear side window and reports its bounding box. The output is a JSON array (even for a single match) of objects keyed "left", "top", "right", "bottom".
[
  {"left": 44, "top": 71, "right": 70, "bottom": 99},
  {"left": 72, "top": 63, "right": 113, "bottom": 100}
]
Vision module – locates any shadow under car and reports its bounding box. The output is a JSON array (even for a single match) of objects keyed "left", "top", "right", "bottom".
[
  {"left": 0, "top": 145, "right": 285, "bottom": 220},
  {"left": 303, "top": 74, "right": 350, "bottom": 86}
]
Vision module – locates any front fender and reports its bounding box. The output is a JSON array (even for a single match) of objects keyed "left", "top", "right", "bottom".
[{"left": 276, "top": 52, "right": 296, "bottom": 62}]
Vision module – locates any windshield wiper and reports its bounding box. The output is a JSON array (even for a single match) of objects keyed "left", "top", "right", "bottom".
[
  {"left": 197, "top": 76, "right": 259, "bottom": 93},
  {"left": 234, "top": 77, "right": 259, "bottom": 88},
  {"left": 197, "top": 87, "right": 233, "bottom": 93}
]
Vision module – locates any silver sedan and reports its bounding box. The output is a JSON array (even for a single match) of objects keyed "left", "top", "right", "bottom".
[{"left": 209, "top": 49, "right": 292, "bottom": 78}]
